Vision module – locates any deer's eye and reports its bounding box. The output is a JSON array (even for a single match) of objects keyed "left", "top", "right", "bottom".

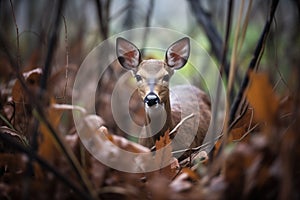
[
  {"left": 163, "top": 75, "right": 170, "bottom": 82},
  {"left": 135, "top": 74, "right": 142, "bottom": 82}
]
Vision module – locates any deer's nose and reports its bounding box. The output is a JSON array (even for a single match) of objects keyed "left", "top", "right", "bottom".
[{"left": 144, "top": 92, "right": 160, "bottom": 107}]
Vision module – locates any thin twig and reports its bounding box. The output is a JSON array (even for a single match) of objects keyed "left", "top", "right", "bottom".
[
  {"left": 169, "top": 113, "right": 195, "bottom": 136},
  {"left": 273, "top": 63, "right": 291, "bottom": 94},
  {"left": 247, "top": 107, "right": 254, "bottom": 132},
  {"left": 273, "top": 77, "right": 282, "bottom": 91},
  {"left": 56, "top": 15, "right": 69, "bottom": 102},
  {"left": 150, "top": 113, "right": 195, "bottom": 152},
  {"left": 227, "top": 105, "right": 249, "bottom": 132},
  {"left": 228, "top": 0, "right": 244, "bottom": 95},
  {"left": 232, "top": 123, "right": 259, "bottom": 142},
  {"left": 172, "top": 133, "right": 223, "bottom": 156},
  {"left": 141, "top": 0, "right": 155, "bottom": 55},
  {"left": 219, "top": 0, "right": 234, "bottom": 149},
  {"left": 173, "top": 119, "right": 259, "bottom": 157},
  {"left": 9, "top": 0, "right": 21, "bottom": 69},
  {"left": 172, "top": 107, "right": 256, "bottom": 156},
  {"left": 51, "top": 103, "right": 87, "bottom": 115},
  {"left": 237, "top": 0, "right": 253, "bottom": 54},
  {"left": 221, "top": 0, "right": 234, "bottom": 77}
]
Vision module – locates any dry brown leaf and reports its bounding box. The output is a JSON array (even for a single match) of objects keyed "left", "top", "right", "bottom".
[
  {"left": 12, "top": 68, "right": 43, "bottom": 104},
  {"left": 229, "top": 108, "right": 257, "bottom": 142},
  {"left": 36, "top": 99, "right": 64, "bottom": 178},
  {"left": 246, "top": 71, "right": 279, "bottom": 124},
  {"left": 154, "top": 130, "right": 178, "bottom": 179},
  {"left": 38, "top": 99, "right": 63, "bottom": 160},
  {"left": 100, "top": 126, "right": 149, "bottom": 153},
  {"left": 155, "top": 129, "right": 171, "bottom": 151},
  {"left": 230, "top": 127, "right": 249, "bottom": 141},
  {"left": 11, "top": 68, "right": 43, "bottom": 135}
]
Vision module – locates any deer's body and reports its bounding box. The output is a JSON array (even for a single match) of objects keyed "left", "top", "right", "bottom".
[{"left": 116, "top": 37, "right": 211, "bottom": 155}]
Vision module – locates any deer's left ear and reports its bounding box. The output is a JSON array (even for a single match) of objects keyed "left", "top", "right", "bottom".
[
  {"left": 165, "top": 37, "right": 190, "bottom": 69},
  {"left": 116, "top": 37, "right": 141, "bottom": 70}
]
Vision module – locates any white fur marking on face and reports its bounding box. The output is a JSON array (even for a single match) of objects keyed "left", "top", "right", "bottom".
[{"left": 145, "top": 103, "right": 166, "bottom": 129}]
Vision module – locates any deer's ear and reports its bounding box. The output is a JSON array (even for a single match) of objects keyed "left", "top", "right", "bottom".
[
  {"left": 165, "top": 37, "right": 190, "bottom": 69},
  {"left": 116, "top": 37, "right": 141, "bottom": 70}
]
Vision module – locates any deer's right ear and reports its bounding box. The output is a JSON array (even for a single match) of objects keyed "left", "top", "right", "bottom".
[{"left": 116, "top": 37, "right": 141, "bottom": 70}]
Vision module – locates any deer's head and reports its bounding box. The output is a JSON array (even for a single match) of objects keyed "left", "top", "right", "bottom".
[{"left": 116, "top": 37, "right": 190, "bottom": 108}]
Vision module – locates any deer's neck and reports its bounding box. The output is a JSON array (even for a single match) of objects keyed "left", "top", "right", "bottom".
[
  {"left": 162, "top": 97, "right": 173, "bottom": 137},
  {"left": 145, "top": 95, "right": 173, "bottom": 142}
]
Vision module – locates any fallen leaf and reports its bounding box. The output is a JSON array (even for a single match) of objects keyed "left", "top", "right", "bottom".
[
  {"left": 246, "top": 71, "right": 279, "bottom": 124},
  {"left": 38, "top": 99, "right": 63, "bottom": 162},
  {"left": 11, "top": 68, "right": 43, "bottom": 136},
  {"left": 154, "top": 130, "right": 178, "bottom": 179},
  {"left": 36, "top": 98, "right": 64, "bottom": 178},
  {"left": 229, "top": 108, "right": 258, "bottom": 142},
  {"left": 155, "top": 129, "right": 171, "bottom": 151},
  {"left": 101, "top": 126, "right": 150, "bottom": 153},
  {"left": 12, "top": 68, "right": 43, "bottom": 104}
]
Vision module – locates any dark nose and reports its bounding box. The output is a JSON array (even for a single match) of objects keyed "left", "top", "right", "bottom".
[{"left": 144, "top": 92, "right": 160, "bottom": 107}]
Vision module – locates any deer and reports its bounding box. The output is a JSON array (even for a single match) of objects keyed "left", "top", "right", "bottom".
[{"left": 116, "top": 37, "right": 211, "bottom": 158}]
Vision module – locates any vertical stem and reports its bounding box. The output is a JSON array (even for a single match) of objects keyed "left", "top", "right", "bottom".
[
  {"left": 40, "top": 0, "right": 65, "bottom": 95},
  {"left": 141, "top": 0, "right": 155, "bottom": 55},
  {"left": 9, "top": 0, "right": 20, "bottom": 69},
  {"left": 211, "top": 0, "right": 234, "bottom": 155},
  {"left": 229, "top": 0, "right": 280, "bottom": 125},
  {"left": 228, "top": 0, "right": 244, "bottom": 95},
  {"left": 95, "top": 0, "right": 110, "bottom": 40}
]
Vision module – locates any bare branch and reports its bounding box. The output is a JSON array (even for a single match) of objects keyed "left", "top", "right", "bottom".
[
  {"left": 229, "top": 0, "right": 280, "bottom": 124},
  {"left": 187, "top": 0, "right": 230, "bottom": 78},
  {"left": 95, "top": 0, "right": 111, "bottom": 39},
  {"left": 169, "top": 113, "right": 195, "bottom": 136}
]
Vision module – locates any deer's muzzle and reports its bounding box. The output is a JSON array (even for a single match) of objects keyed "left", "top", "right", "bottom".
[{"left": 144, "top": 92, "right": 160, "bottom": 107}]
